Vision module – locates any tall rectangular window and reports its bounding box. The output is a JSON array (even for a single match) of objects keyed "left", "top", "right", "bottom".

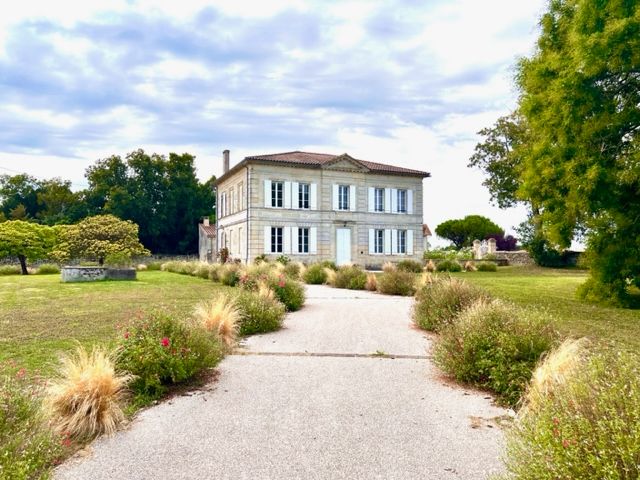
[
  {"left": 398, "top": 230, "right": 407, "bottom": 254},
  {"left": 299, "top": 183, "right": 310, "bottom": 209},
  {"left": 271, "top": 227, "right": 283, "bottom": 253},
  {"left": 397, "top": 189, "right": 407, "bottom": 213},
  {"left": 271, "top": 181, "right": 284, "bottom": 208},
  {"left": 338, "top": 185, "right": 350, "bottom": 210},
  {"left": 374, "top": 229, "right": 384, "bottom": 254},
  {"left": 298, "top": 227, "right": 309, "bottom": 253},
  {"left": 374, "top": 188, "right": 384, "bottom": 212},
  {"left": 238, "top": 182, "right": 244, "bottom": 211}
]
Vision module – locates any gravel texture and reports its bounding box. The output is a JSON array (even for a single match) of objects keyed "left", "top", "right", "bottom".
[{"left": 56, "top": 284, "right": 506, "bottom": 480}]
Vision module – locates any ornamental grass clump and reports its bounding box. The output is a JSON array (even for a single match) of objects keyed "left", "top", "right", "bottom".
[
  {"left": 477, "top": 262, "right": 498, "bottom": 272},
  {"left": 433, "top": 299, "right": 557, "bottom": 406},
  {"left": 193, "top": 294, "right": 241, "bottom": 347},
  {"left": 0, "top": 265, "right": 21, "bottom": 275},
  {"left": 194, "top": 262, "right": 213, "bottom": 280},
  {"left": 501, "top": 350, "right": 640, "bottom": 480},
  {"left": 219, "top": 263, "right": 242, "bottom": 286},
  {"left": 424, "top": 260, "right": 436, "bottom": 273},
  {"left": 35, "top": 263, "right": 61, "bottom": 275},
  {"left": 331, "top": 265, "right": 367, "bottom": 290},
  {"left": 45, "top": 346, "right": 131, "bottom": 440},
  {"left": 397, "top": 259, "right": 423, "bottom": 273},
  {"left": 269, "top": 275, "right": 306, "bottom": 311},
  {"left": 413, "top": 277, "right": 489, "bottom": 332},
  {"left": 365, "top": 273, "right": 377, "bottom": 291},
  {"left": 234, "top": 290, "right": 286, "bottom": 336},
  {"left": 1, "top": 372, "right": 64, "bottom": 479},
  {"left": 376, "top": 269, "right": 417, "bottom": 296},
  {"left": 116, "top": 311, "right": 223, "bottom": 405},
  {"left": 436, "top": 259, "right": 462, "bottom": 272},
  {"left": 303, "top": 263, "right": 327, "bottom": 284}
]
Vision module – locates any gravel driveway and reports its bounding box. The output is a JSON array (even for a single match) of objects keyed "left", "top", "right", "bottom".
[{"left": 56, "top": 285, "right": 506, "bottom": 480}]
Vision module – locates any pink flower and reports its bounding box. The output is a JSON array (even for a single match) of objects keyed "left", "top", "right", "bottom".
[
  {"left": 16, "top": 368, "right": 26, "bottom": 379},
  {"left": 161, "top": 337, "right": 170, "bottom": 347},
  {"left": 562, "top": 439, "right": 569, "bottom": 448}
]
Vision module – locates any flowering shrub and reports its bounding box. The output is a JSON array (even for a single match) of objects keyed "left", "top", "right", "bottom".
[
  {"left": 0, "top": 370, "right": 65, "bottom": 479},
  {"left": 234, "top": 290, "right": 286, "bottom": 336},
  {"left": 269, "top": 275, "right": 306, "bottom": 311},
  {"left": 116, "top": 311, "right": 223, "bottom": 404},
  {"left": 331, "top": 265, "right": 367, "bottom": 290},
  {"left": 502, "top": 350, "right": 640, "bottom": 479},
  {"left": 303, "top": 263, "right": 327, "bottom": 284},
  {"left": 434, "top": 299, "right": 557, "bottom": 406}
]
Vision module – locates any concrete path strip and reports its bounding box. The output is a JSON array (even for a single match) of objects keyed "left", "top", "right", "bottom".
[{"left": 56, "top": 285, "right": 507, "bottom": 480}]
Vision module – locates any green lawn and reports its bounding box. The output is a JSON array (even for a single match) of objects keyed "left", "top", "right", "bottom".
[
  {"left": 450, "top": 266, "right": 640, "bottom": 351},
  {"left": 0, "top": 271, "right": 228, "bottom": 374}
]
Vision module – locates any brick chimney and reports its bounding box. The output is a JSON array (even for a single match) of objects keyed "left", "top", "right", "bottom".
[{"left": 223, "top": 149, "right": 230, "bottom": 174}]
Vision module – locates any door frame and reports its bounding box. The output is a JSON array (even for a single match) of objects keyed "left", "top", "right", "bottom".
[{"left": 336, "top": 227, "right": 352, "bottom": 265}]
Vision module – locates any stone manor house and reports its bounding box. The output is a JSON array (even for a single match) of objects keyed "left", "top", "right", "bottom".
[{"left": 200, "top": 150, "right": 430, "bottom": 267}]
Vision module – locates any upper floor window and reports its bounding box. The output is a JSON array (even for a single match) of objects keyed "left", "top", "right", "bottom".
[
  {"left": 338, "top": 185, "right": 350, "bottom": 210},
  {"left": 298, "top": 227, "right": 309, "bottom": 253},
  {"left": 397, "top": 189, "right": 407, "bottom": 213},
  {"left": 374, "top": 229, "right": 384, "bottom": 254},
  {"left": 398, "top": 230, "right": 407, "bottom": 254},
  {"left": 271, "top": 227, "right": 283, "bottom": 253},
  {"left": 238, "top": 182, "right": 244, "bottom": 211},
  {"left": 299, "top": 183, "right": 310, "bottom": 209},
  {"left": 271, "top": 181, "right": 284, "bottom": 208},
  {"left": 374, "top": 188, "right": 384, "bottom": 212}
]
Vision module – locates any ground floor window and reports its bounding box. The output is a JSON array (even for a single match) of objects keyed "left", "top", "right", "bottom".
[
  {"left": 374, "top": 229, "right": 384, "bottom": 254},
  {"left": 298, "top": 227, "right": 309, "bottom": 253},
  {"left": 398, "top": 230, "right": 407, "bottom": 254},
  {"left": 271, "top": 227, "right": 283, "bottom": 253}
]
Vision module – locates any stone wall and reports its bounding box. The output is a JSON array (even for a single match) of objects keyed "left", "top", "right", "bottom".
[
  {"left": 494, "top": 250, "right": 534, "bottom": 266},
  {"left": 61, "top": 266, "right": 136, "bottom": 282}
]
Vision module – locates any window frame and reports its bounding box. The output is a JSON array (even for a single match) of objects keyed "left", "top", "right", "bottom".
[
  {"left": 398, "top": 229, "right": 407, "bottom": 254},
  {"left": 298, "top": 183, "right": 310, "bottom": 209},
  {"left": 271, "top": 181, "right": 284, "bottom": 208},
  {"left": 338, "top": 185, "right": 350, "bottom": 211},
  {"left": 270, "top": 226, "right": 283, "bottom": 253},
  {"left": 298, "top": 227, "right": 310, "bottom": 253},
  {"left": 374, "top": 229, "right": 384, "bottom": 254},
  {"left": 374, "top": 187, "right": 384, "bottom": 212},
  {"left": 397, "top": 189, "right": 407, "bottom": 213}
]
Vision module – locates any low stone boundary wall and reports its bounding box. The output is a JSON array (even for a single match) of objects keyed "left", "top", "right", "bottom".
[
  {"left": 61, "top": 266, "right": 136, "bottom": 282},
  {"left": 494, "top": 250, "right": 534, "bottom": 266}
]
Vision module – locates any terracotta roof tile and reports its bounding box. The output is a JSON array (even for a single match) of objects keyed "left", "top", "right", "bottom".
[
  {"left": 422, "top": 224, "right": 432, "bottom": 237},
  {"left": 245, "top": 151, "right": 429, "bottom": 177},
  {"left": 199, "top": 224, "right": 216, "bottom": 237}
]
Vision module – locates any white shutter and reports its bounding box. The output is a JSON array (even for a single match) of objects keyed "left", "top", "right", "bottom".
[
  {"left": 368, "top": 187, "right": 375, "bottom": 212},
  {"left": 310, "top": 183, "right": 318, "bottom": 210},
  {"left": 292, "top": 227, "right": 299, "bottom": 254},
  {"left": 349, "top": 185, "right": 356, "bottom": 211},
  {"left": 310, "top": 227, "right": 318, "bottom": 254},
  {"left": 407, "top": 189, "right": 414, "bottom": 215},
  {"left": 332, "top": 184, "right": 339, "bottom": 210},
  {"left": 391, "top": 188, "right": 398, "bottom": 213},
  {"left": 291, "top": 182, "right": 299, "bottom": 209},
  {"left": 264, "top": 180, "right": 271, "bottom": 208},
  {"left": 368, "top": 229, "right": 375, "bottom": 254},
  {"left": 384, "top": 229, "right": 392, "bottom": 255},
  {"left": 392, "top": 229, "right": 398, "bottom": 255},
  {"left": 384, "top": 188, "right": 392, "bottom": 213},
  {"left": 264, "top": 226, "right": 271, "bottom": 253},
  {"left": 284, "top": 181, "right": 292, "bottom": 209},
  {"left": 284, "top": 226, "right": 292, "bottom": 254},
  {"left": 407, "top": 229, "right": 414, "bottom": 255}
]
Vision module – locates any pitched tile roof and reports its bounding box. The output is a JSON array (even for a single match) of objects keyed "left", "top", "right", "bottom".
[
  {"left": 199, "top": 224, "right": 216, "bottom": 237},
  {"left": 422, "top": 224, "right": 432, "bottom": 237},
  {"left": 244, "top": 151, "right": 430, "bottom": 177}
]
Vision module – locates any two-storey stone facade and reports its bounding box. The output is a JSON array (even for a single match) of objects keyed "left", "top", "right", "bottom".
[{"left": 213, "top": 151, "right": 429, "bottom": 267}]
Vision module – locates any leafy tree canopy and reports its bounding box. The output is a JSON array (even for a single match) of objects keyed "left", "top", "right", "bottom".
[
  {"left": 435, "top": 215, "right": 504, "bottom": 249},
  {"left": 0, "top": 220, "right": 56, "bottom": 274},
  {"left": 53, "top": 214, "right": 150, "bottom": 265}
]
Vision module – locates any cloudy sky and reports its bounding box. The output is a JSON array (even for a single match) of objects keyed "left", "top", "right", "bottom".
[{"left": 0, "top": 0, "right": 546, "bottom": 242}]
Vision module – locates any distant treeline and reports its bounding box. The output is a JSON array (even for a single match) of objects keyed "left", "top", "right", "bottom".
[{"left": 0, "top": 149, "right": 216, "bottom": 254}]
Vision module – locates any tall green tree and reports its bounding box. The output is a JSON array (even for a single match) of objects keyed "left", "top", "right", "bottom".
[
  {"left": 0, "top": 174, "right": 40, "bottom": 220},
  {"left": 515, "top": 0, "right": 640, "bottom": 304},
  {"left": 435, "top": 215, "right": 504, "bottom": 249},
  {"left": 0, "top": 220, "right": 56, "bottom": 274}
]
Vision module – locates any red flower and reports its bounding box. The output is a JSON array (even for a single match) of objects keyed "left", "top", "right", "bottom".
[
  {"left": 161, "top": 337, "right": 170, "bottom": 347},
  {"left": 123, "top": 331, "right": 130, "bottom": 339},
  {"left": 16, "top": 368, "right": 26, "bottom": 379},
  {"left": 562, "top": 439, "right": 569, "bottom": 448}
]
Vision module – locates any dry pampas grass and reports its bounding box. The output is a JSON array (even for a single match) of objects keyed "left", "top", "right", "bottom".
[
  {"left": 193, "top": 294, "right": 241, "bottom": 346},
  {"left": 45, "top": 346, "right": 131, "bottom": 440},
  {"left": 323, "top": 267, "right": 337, "bottom": 285},
  {"left": 257, "top": 282, "right": 275, "bottom": 300},
  {"left": 425, "top": 259, "right": 436, "bottom": 272},
  {"left": 521, "top": 338, "right": 590, "bottom": 415},
  {"left": 382, "top": 262, "right": 396, "bottom": 273},
  {"left": 365, "top": 273, "right": 378, "bottom": 291},
  {"left": 464, "top": 261, "right": 477, "bottom": 272}
]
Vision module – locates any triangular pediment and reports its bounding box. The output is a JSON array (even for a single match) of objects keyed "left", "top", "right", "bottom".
[{"left": 321, "top": 154, "right": 370, "bottom": 172}]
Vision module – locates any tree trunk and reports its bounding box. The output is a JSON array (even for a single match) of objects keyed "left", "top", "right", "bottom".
[
  {"left": 98, "top": 257, "right": 104, "bottom": 266},
  {"left": 18, "top": 255, "right": 28, "bottom": 275}
]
